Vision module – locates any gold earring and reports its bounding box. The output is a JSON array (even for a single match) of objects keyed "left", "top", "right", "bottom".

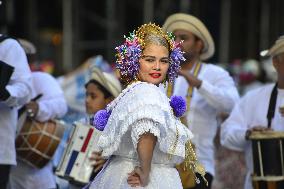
[{"left": 163, "top": 79, "right": 167, "bottom": 88}]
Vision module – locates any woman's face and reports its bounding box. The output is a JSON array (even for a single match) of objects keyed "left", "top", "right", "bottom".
[
  {"left": 85, "top": 83, "right": 109, "bottom": 114},
  {"left": 138, "top": 43, "right": 170, "bottom": 85}
]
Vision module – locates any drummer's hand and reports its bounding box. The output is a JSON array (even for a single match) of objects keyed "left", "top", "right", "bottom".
[
  {"left": 178, "top": 70, "right": 202, "bottom": 88},
  {"left": 89, "top": 151, "right": 106, "bottom": 173},
  {"left": 245, "top": 126, "right": 273, "bottom": 140},
  {"left": 25, "top": 101, "right": 39, "bottom": 118},
  {"left": 127, "top": 166, "right": 150, "bottom": 187}
]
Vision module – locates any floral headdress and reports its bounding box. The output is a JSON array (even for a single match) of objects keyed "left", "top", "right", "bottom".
[{"left": 115, "top": 23, "right": 185, "bottom": 84}]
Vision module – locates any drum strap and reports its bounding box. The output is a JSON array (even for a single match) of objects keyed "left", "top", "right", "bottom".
[{"left": 267, "top": 83, "right": 278, "bottom": 128}]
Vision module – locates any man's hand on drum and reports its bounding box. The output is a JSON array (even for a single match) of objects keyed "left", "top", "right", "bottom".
[
  {"left": 25, "top": 101, "right": 39, "bottom": 118},
  {"left": 89, "top": 151, "right": 106, "bottom": 173},
  {"left": 245, "top": 126, "right": 273, "bottom": 140}
]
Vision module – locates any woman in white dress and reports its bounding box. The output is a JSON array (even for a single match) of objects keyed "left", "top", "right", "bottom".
[{"left": 88, "top": 23, "right": 199, "bottom": 189}]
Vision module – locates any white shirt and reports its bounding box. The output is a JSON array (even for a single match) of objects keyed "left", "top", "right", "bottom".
[
  {"left": 29, "top": 72, "right": 68, "bottom": 122},
  {"left": 90, "top": 82, "right": 193, "bottom": 189},
  {"left": 0, "top": 37, "right": 32, "bottom": 165},
  {"left": 9, "top": 71, "right": 68, "bottom": 189},
  {"left": 221, "top": 84, "right": 284, "bottom": 189},
  {"left": 172, "top": 63, "right": 239, "bottom": 176}
]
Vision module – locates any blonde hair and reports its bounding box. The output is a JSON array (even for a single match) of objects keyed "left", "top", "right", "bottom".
[{"left": 136, "top": 23, "right": 173, "bottom": 51}]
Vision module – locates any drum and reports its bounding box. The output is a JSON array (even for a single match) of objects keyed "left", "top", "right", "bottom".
[
  {"left": 248, "top": 131, "right": 284, "bottom": 189},
  {"left": 15, "top": 117, "right": 65, "bottom": 168},
  {"left": 56, "top": 122, "right": 102, "bottom": 184}
]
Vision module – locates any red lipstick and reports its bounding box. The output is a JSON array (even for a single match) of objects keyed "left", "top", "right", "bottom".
[{"left": 149, "top": 73, "right": 161, "bottom": 78}]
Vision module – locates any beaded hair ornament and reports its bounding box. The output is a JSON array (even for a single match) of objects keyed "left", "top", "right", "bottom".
[{"left": 115, "top": 23, "right": 185, "bottom": 84}]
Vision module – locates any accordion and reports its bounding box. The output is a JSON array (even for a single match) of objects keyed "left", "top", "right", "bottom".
[{"left": 56, "top": 122, "right": 102, "bottom": 184}]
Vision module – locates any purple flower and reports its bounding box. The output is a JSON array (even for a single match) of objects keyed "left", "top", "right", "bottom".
[
  {"left": 92, "top": 109, "right": 111, "bottom": 131},
  {"left": 170, "top": 95, "right": 187, "bottom": 117},
  {"left": 115, "top": 33, "right": 142, "bottom": 83},
  {"left": 168, "top": 43, "right": 185, "bottom": 82}
]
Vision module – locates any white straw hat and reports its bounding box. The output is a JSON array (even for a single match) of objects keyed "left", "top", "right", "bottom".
[
  {"left": 163, "top": 13, "right": 215, "bottom": 60},
  {"left": 90, "top": 67, "right": 122, "bottom": 98},
  {"left": 261, "top": 35, "right": 284, "bottom": 57}
]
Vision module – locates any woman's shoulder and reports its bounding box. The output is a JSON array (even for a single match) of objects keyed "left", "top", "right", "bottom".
[
  {"left": 99, "top": 81, "right": 193, "bottom": 158},
  {"left": 109, "top": 81, "right": 168, "bottom": 108},
  {"left": 128, "top": 82, "right": 169, "bottom": 106},
  {"left": 132, "top": 82, "right": 165, "bottom": 96}
]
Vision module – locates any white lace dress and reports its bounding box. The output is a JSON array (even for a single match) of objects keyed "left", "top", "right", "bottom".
[{"left": 89, "top": 82, "right": 193, "bottom": 189}]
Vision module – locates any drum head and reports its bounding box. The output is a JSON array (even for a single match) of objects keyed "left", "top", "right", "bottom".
[{"left": 249, "top": 131, "right": 284, "bottom": 140}]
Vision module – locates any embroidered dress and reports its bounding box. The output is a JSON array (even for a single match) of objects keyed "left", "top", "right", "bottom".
[{"left": 89, "top": 81, "right": 193, "bottom": 189}]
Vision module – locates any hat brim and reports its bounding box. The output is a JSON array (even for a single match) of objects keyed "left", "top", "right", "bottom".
[
  {"left": 90, "top": 67, "right": 121, "bottom": 97},
  {"left": 261, "top": 36, "right": 284, "bottom": 57},
  {"left": 163, "top": 13, "right": 215, "bottom": 60}
]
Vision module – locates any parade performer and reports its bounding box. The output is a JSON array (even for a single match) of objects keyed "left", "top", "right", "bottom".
[
  {"left": 88, "top": 23, "right": 202, "bottom": 189},
  {"left": 221, "top": 35, "right": 284, "bottom": 189},
  {"left": 163, "top": 13, "right": 239, "bottom": 189}
]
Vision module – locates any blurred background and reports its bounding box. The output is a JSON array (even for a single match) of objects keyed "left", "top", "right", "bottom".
[{"left": 1, "top": 0, "right": 284, "bottom": 76}]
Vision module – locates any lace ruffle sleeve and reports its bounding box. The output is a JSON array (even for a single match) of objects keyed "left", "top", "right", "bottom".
[
  {"left": 131, "top": 119, "right": 161, "bottom": 149},
  {"left": 98, "top": 82, "right": 193, "bottom": 159}
]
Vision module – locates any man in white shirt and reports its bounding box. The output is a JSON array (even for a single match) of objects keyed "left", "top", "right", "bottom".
[
  {"left": 8, "top": 39, "right": 68, "bottom": 189},
  {"left": 0, "top": 35, "right": 32, "bottom": 189},
  {"left": 221, "top": 35, "right": 284, "bottom": 189},
  {"left": 163, "top": 13, "right": 239, "bottom": 189}
]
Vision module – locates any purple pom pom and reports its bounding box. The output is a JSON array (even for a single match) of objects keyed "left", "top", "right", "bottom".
[
  {"left": 170, "top": 95, "right": 187, "bottom": 117},
  {"left": 92, "top": 109, "right": 111, "bottom": 131}
]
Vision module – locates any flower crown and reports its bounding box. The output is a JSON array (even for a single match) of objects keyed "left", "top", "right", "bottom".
[{"left": 115, "top": 23, "right": 185, "bottom": 84}]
